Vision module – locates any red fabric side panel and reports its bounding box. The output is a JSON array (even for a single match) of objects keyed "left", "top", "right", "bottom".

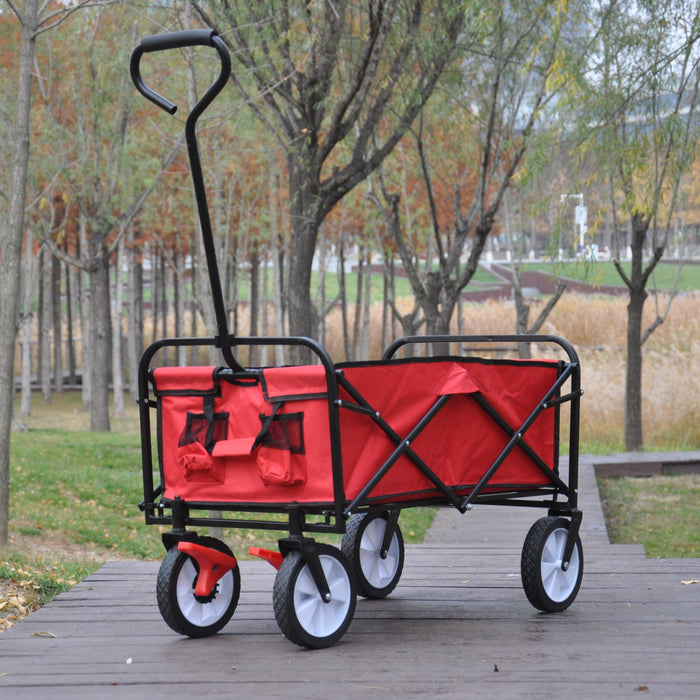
[
  {"left": 339, "top": 361, "right": 558, "bottom": 502},
  {"left": 154, "top": 366, "right": 334, "bottom": 504}
]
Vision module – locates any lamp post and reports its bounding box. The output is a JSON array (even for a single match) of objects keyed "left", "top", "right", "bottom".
[{"left": 560, "top": 193, "right": 586, "bottom": 254}]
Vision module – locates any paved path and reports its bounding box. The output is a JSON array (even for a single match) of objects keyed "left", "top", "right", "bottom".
[{"left": 1, "top": 454, "right": 699, "bottom": 698}]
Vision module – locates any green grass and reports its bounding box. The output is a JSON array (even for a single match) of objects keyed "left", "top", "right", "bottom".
[
  {"left": 9, "top": 430, "right": 162, "bottom": 559},
  {"left": 0, "top": 554, "right": 94, "bottom": 611},
  {"left": 4, "top": 379, "right": 698, "bottom": 625},
  {"left": 3, "top": 410, "right": 437, "bottom": 623},
  {"left": 8, "top": 425, "right": 434, "bottom": 561},
  {"left": 597, "top": 474, "right": 700, "bottom": 557},
  {"left": 141, "top": 265, "right": 503, "bottom": 307},
  {"left": 524, "top": 260, "right": 700, "bottom": 292}
]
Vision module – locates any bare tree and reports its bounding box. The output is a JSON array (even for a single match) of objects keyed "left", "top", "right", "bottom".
[
  {"left": 368, "top": 1, "right": 571, "bottom": 344},
  {"left": 581, "top": 0, "right": 700, "bottom": 450},
  {"left": 194, "top": 0, "right": 465, "bottom": 359}
]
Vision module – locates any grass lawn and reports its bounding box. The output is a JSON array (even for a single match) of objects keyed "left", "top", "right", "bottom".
[
  {"left": 597, "top": 474, "right": 700, "bottom": 557},
  {"left": 524, "top": 259, "right": 700, "bottom": 291}
]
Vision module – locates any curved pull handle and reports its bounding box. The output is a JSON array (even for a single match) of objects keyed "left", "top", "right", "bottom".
[
  {"left": 129, "top": 30, "right": 241, "bottom": 371},
  {"left": 129, "top": 29, "right": 222, "bottom": 114}
]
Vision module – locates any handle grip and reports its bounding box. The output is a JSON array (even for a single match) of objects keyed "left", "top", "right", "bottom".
[
  {"left": 130, "top": 29, "right": 221, "bottom": 114},
  {"left": 140, "top": 29, "right": 216, "bottom": 53}
]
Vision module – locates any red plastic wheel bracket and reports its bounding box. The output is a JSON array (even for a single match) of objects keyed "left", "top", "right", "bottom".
[
  {"left": 178, "top": 541, "right": 238, "bottom": 598},
  {"left": 249, "top": 547, "right": 284, "bottom": 570}
]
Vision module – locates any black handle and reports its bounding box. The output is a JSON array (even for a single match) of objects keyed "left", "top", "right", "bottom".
[
  {"left": 140, "top": 29, "right": 217, "bottom": 53},
  {"left": 130, "top": 29, "right": 220, "bottom": 114},
  {"left": 130, "top": 31, "right": 242, "bottom": 371}
]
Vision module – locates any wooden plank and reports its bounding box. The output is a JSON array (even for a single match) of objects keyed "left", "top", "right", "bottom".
[
  {"left": 2, "top": 455, "right": 700, "bottom": 697},
  {"left": 2, "top": 548, "right": 700, "bottom": 699}
]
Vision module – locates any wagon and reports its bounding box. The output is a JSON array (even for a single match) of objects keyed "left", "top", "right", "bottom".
[{"left": 131, "top": 30, "right": 585, "bottom": 649}]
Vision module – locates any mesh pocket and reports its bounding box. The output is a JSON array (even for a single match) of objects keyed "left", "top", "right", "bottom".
[
  {"left": 178, "top": 411, "right": 229, "bottom": 452},
  {"left": 256, "top": 411, "right": 305, "bottom": 454}
]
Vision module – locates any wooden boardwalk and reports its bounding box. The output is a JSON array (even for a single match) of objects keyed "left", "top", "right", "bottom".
[{"left": 1, "top": 454, "right": 699, "bottom": 698}]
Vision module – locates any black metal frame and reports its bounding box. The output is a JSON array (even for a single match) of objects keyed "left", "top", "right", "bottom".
[
  {"left": 131, "top": 31, "right": 584, "bottom": 563},
  {"left": 137, "top": 333, "right": 582, "bottom": 536}
]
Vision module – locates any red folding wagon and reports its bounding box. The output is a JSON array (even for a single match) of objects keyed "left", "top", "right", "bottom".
[{"left": 131, "top": 30, "right": 585, "bottom": 649}]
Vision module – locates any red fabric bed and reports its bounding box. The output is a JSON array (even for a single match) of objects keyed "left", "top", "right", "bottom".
[{"left": 152, "top": 357, "right": 560, "bottom": 507}]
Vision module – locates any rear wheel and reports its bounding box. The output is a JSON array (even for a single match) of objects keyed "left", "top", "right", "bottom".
[
  {"left": 342, "top": 512, "right": 404, "bottom": 599},
  {"left": 273, "top": 544, "right": 356, "bottom": 649},
  {"left": 156, "top": 536, "right": 240, "bottom": 637},
  {"left": 521, "top": 517, "right": 583, "bottom": 613}
]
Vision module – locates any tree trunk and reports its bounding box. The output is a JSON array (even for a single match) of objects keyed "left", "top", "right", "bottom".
[
  {"left": 40, "top": 240, "right": 52, "bottom": 404},
  {"left": 18, "top": 225, "right": 37, "bottom": 418},
  {"left": 52, "top": 252, "right": 63, "bottom": 393},
  {"left": 0, "top": 0, "right": 39, "bottom": 545},
  {"left": 273, "top": 234, "right": 285, "bottom": 365},
  {"left": 65, "top": 238, "right": 77, "bottom": 386},
  {"left": 286, "top": 157, "right": 320, "bottom": 362},
  {"left": 80, "top": 218, "right": 92, "bottom": 410},
  {"left": 625, "top": 290, "right": 645, "bottom": 451},
  {"left": 624, "top": 211, "right": 649, "bottom": 451},
  {"left": 361, "top": 248, "right": 372, "bottom": 360},
  {"left": 189, "top": 242, "right": 199, "bottom": 366},
  {"left": 126, "top": 230, "right": 141, "bottom": 403},
  {"left": 353, "top": 248, "right": 364, "bottom": 361},
  {"left": 248, "top": 244, "right": 260, "bottom": 366},
  {"left": 160, "top": 250, "right": 167, "bottom": 340},
  {"left": 174, "top": 238, "right": 186, "bottom": 366},
  {"left": 339, "top": 236, "right": 351, "bottom": 362},
  {"left": 89, "top": 241, "right": 112, "bottom": 432},
  {"left": 512, "top": 268, "right": 532, "bottom": 359},
  {"left": 112, "top": 236, "right": 125, "bottom": 419}
]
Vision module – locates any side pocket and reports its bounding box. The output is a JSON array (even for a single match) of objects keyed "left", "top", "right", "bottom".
[
  {"left": 177, "top": 441, "right": 224, "bottom": 485},
  {"left": 256, "top": 447, "right": 306, "bottom": 487},
  {"left": 177, "top": 410, "right": 229, "bottom": 484},
  {"left": 254, "top": 411, "right": 306, "bottom": 487}
]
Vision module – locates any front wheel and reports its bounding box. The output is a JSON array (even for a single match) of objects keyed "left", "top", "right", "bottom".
[
  {"left": 273, "top": 544, "right": 356, "bottom": 649},
  {"left": 156, "top": 536, "right": 240, "bottom": 637},
  {"left": 521, "top": 517, "right": 583, "bottom": 613}
]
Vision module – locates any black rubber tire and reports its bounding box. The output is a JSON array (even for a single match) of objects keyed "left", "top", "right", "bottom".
[
  {"left": 341, "top": 512, "right": 404, "bottom": 599},
  {"left": 521, "top": 517, "right": 583, "bottom": 613},
  {"left": 156, "top": 536, "right": 240, "bottom": 638},
  {"left": 273, "top": 544, "right": 356, "bottom": 649}
]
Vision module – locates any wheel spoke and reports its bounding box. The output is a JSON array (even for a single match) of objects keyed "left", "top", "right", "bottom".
[
  {"left": 295, "top": 567, "right": 320, "bottom": 597},
  {"left": 293, "top": 555, "right": 351, "bottom": 638},
  {"left": 364, "top": 519, "right": 384, "bottom": 549},
  {"left": 541, "top": 529, "right": 579, "bottom": 602}
]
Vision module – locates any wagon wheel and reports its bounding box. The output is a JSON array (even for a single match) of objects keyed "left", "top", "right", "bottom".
[
  {"left": 521, "top": 517, "right": 583, "bottom": 613},
  {"left": 273, "top": 544, "right": 356, "bottom": 649},
  {"left": 156, "top": 536, "right": 241, "bottom": 638},
  {"left": 342, "top": 512, "right": 404, "bottom": 599}
]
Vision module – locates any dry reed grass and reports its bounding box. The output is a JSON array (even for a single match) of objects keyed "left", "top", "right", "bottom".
[
  {"left": 322, "top": 292, "right": 700, "bottom": 452},
  {"left": 16, "top": 291, "right": 699, "bottom": 452}
]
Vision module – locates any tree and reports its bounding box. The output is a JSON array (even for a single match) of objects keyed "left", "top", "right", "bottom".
[
  {"left": 579, "top": 0, "right": 700, "bottom": 450},
  {"left": 194, "top": 0, "right": 465, "bottom": 358},
  {"left": 36, "top": 4, "right": 185, "bottom": 430},
  {"left": 501, "top": 184, "right": 567, "bottom": 359},
  {"left": 369, "top": 0, "right": 574, "bottom": 342},
  {"left": 0, "top": 0, "right": 95, "bottom": 547}
]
